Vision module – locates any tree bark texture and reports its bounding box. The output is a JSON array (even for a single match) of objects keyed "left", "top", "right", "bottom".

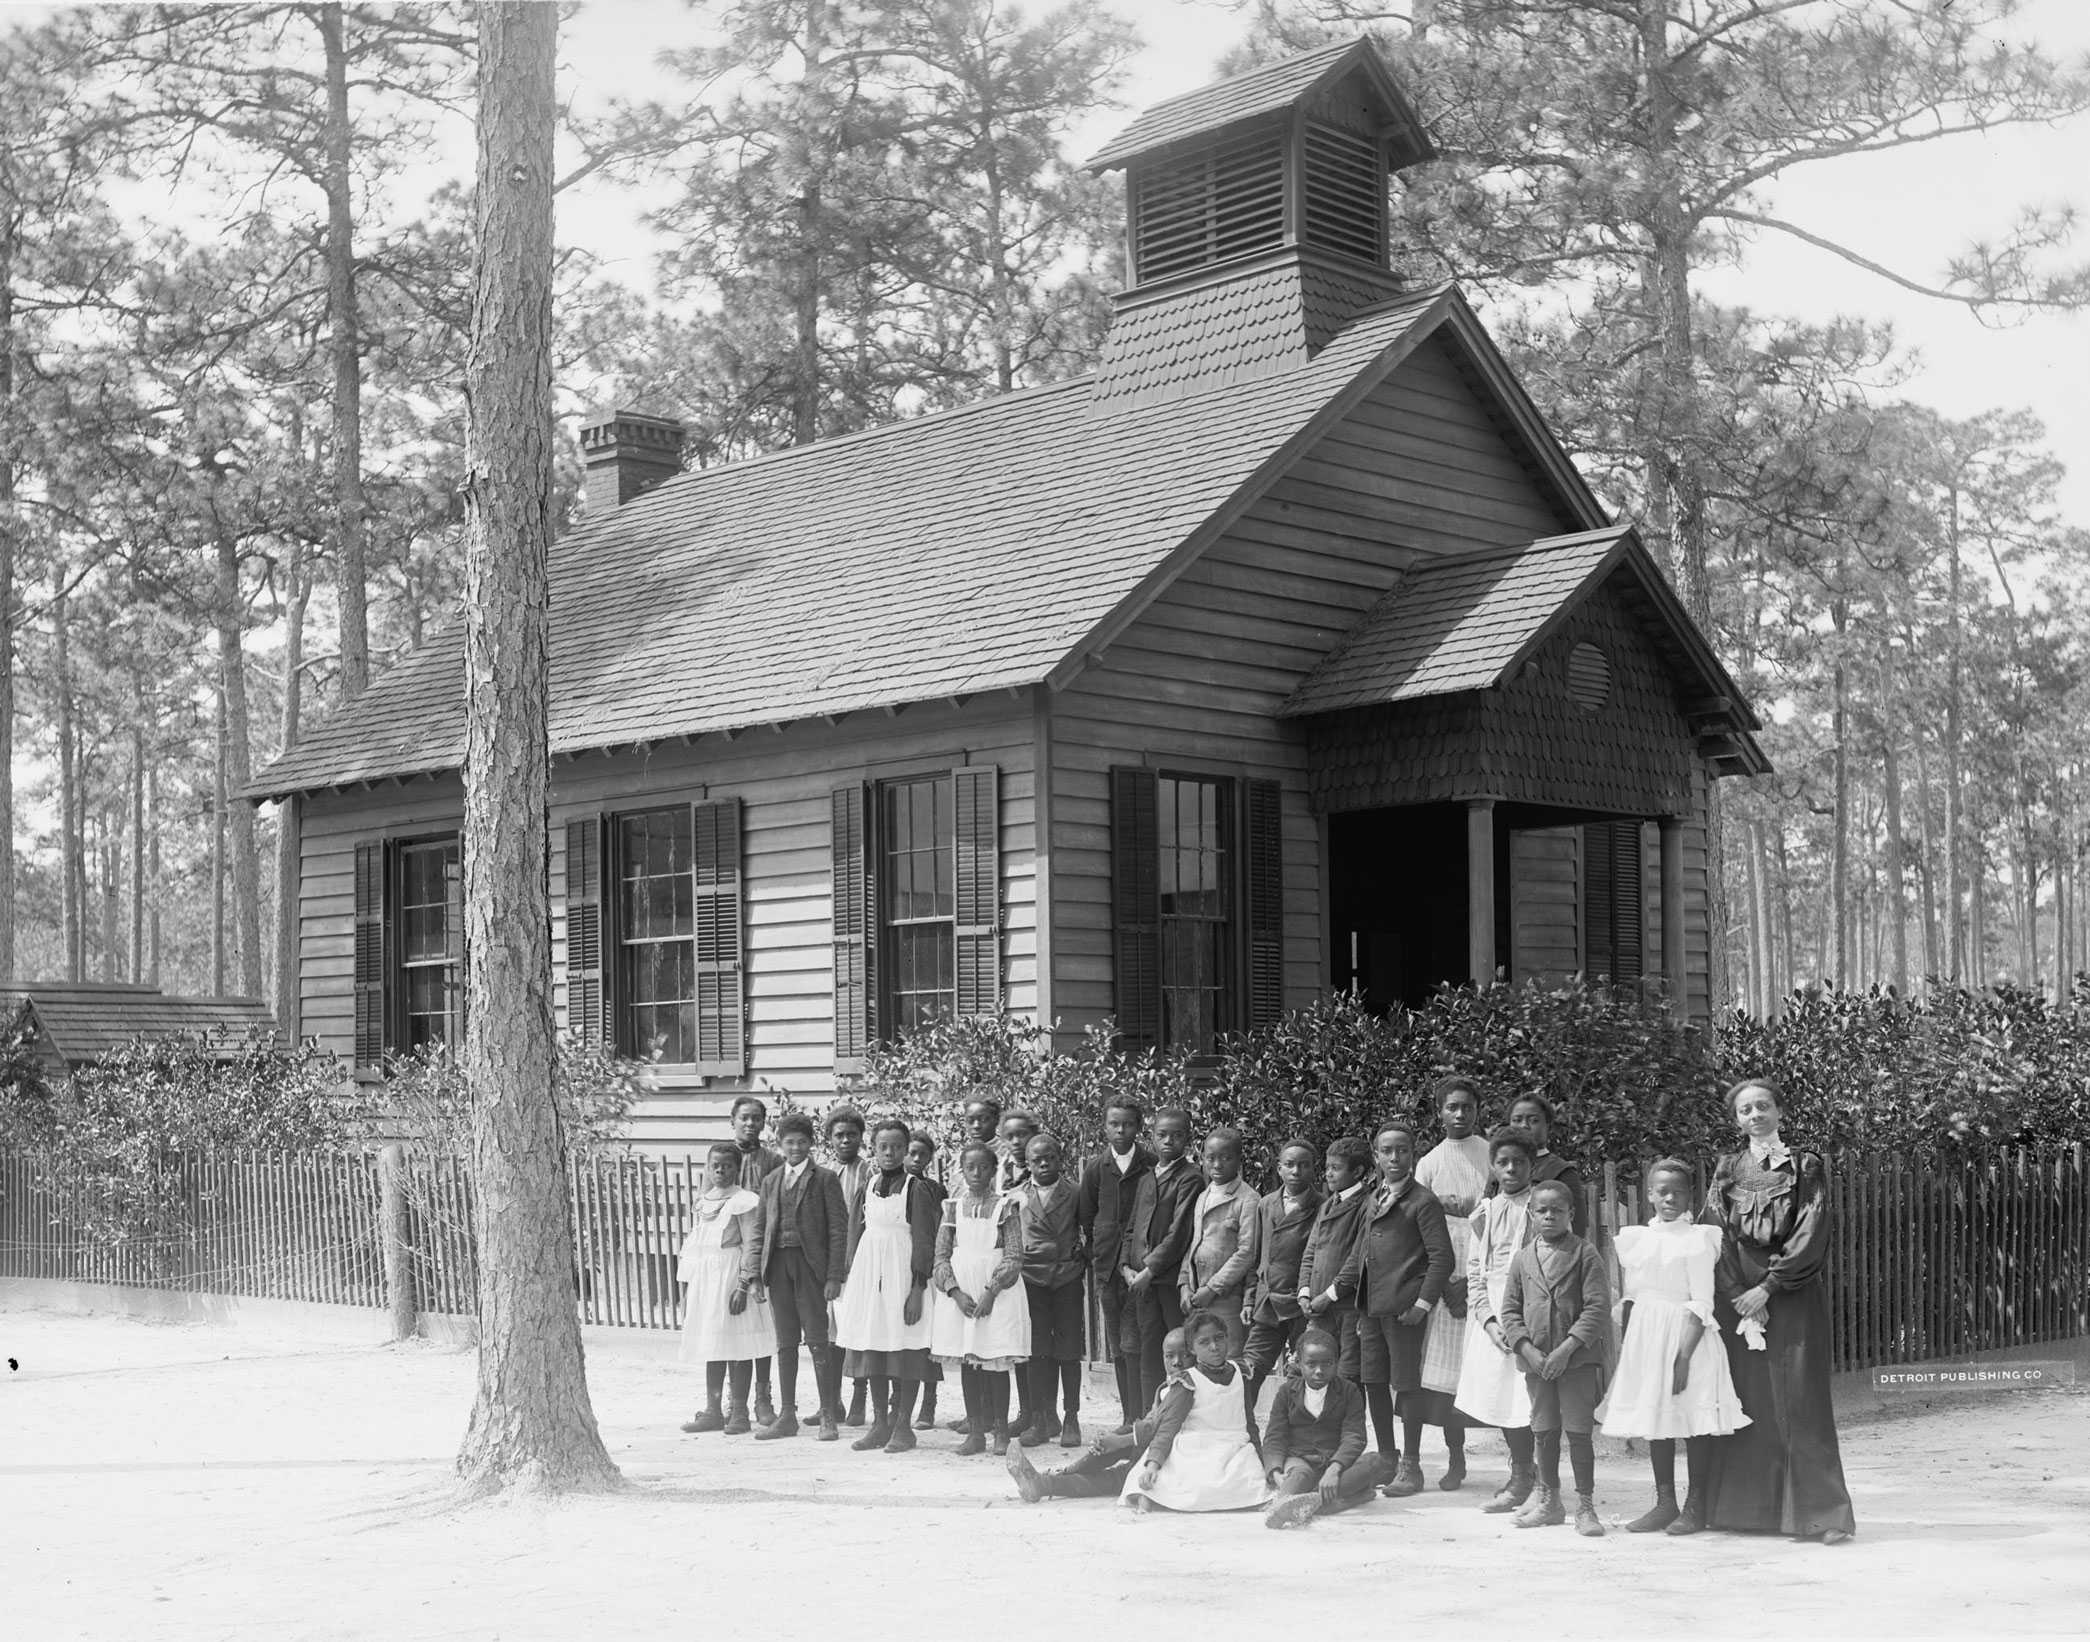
[
  {"left": 216, "top": 530, "right": 261, "bottom": 996},
  {"left": 454, "top": 0, "right": 618, "bottom": 1499},
  {"left": 319, "top": 2, "right": 371, "bottom": 699},
  {"left": 0, "top": 220, "right": 15, "bottom": 982},
  {"left": 275, "top": 531, "right": 309, "bottom": 1030},
  {"left": 53, "top": 576, "right": 82, "bottom": 980}
]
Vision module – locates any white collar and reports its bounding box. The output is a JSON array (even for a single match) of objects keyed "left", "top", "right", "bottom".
[
  {"left": 1749, "top": 1136, "right": 1791, "bottom": 1167},
  {"left": 1300, "top": 1381, "right": 1328, "bottom": 1415},
  {"left": 784, "top": 1157, "right": 809, "bottom": 1183},
  {"left": 1112, "top": 1147, "right": 1135, "bottom": 1173},
  {"left": 1155, "top": 1155, "right": 1185, "bottom": 1178},
  {"left": 1337, "top": 1180, "right": 1366, "bottom": 1203}
]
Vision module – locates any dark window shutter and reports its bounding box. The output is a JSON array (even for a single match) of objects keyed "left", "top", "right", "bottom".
[
  {"left": 1245, "top": 778, "right": 1284, "bottom": 1030},
  {"left": 693, "top": 797, "right": 745, "bottom": 1076},
  {"left": 565, "top": 817, "right": 606, "bottom": 1045},
  {"left": 1583, "top": 821, "right": 1644, "bottom": 987},
  {"left": 353, "top": 841, "right": 388, "bottom": 1070},
  {"left": 1110, "top": 766, "right": 1161, "bottom": 1051},
  {"left": 954, "top": 766, "right": 1001, "bottom": 1018},
  {"left": 1611, "top": 822, "right": 1645, "bottom": 984},
  {"left": 443, "top": 847, "right": 465, "bottom": 1043},
  {"left": 832, "top": 783, "right": 874, "bottom": 1066}
]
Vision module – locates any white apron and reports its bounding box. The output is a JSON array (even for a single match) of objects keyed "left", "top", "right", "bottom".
[
  {"left": 1415, "top": 1137, "right": 1491, "bottom": 1395},
  {"left": 677, "top": 1189, "right": 775, "bottom": 1363},
  {"left": 931, "top": 1199, "right": 1032, "bottom": 1368},
  {"left": 1121, "top": 1366, "right": 1268, "bottom": 1512},
  {"left": 834, "top": 1179, "right": 933, "bottom": 1353},
  {"left": 1453, "top": 1190, "right": 1534, "bottom": 1428}
]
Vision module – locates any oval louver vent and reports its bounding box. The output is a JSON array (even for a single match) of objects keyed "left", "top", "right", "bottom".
[{"left": 1567, "top": 642, "right": 1612, "bottom": 711}]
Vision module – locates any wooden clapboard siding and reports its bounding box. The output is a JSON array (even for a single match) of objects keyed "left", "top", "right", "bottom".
[
  {"left": 546, "top": 696, "right": 1039, "bottom": 1141},
  {"left": 296, "top": 697, "right": 1039, "bottom": 1152},
  {"left": 299, "top": 777, "right": 467, "bottom": 1069},
  {"left": 1046, "top": 336, "right": 1585, "bottom": 1039},
  {"left": 1509, "top": 826, "right": 1580, "bottom": 986}
]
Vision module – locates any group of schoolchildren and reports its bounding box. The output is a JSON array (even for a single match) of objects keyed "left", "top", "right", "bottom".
[{"left": 676, "top": 1079, "right": 1747, "bottom": 1534}]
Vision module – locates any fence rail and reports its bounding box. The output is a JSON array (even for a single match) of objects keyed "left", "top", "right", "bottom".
[{"left": 3, "top": 1145, "right": 2084, "bottom": 1375}]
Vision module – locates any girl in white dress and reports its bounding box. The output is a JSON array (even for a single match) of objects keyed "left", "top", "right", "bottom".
[
  {"left": 1122, "top": 1309, "right": 1269, "bottom": 1513},
  {"left": 1413, "top": 1074, "right": 1494, "bottom": 1490},
  {"left": 931, "top": 1141, "right": 1032, "bottom": 1457},
  {"left": 834, "top": 1118, "right": 939, "bottom": 1453},
  {"left": 677, "top": 1144, "right": 775, "bottom": 1435},
  {"left": 1598, "top": 1157, "right": 1750, "bottom": 1532},
  {"left": 1454, "top": 1128, "right": 1539, "bottom": 1513}
]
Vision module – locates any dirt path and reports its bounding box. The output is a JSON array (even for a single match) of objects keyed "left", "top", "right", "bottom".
[{"left": 3, "top": 1309, "right": 2086, "bottom": 1640}]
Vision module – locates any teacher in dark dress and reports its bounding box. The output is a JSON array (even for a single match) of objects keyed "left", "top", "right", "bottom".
[{"left": 1699, "top": 1078, "right": 1855, "bottom": 1543}]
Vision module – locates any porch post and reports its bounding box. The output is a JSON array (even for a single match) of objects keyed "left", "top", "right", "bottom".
[
  {"left": 1467, "top": 799, "right": 1496, "bottom": 986},
  {"left": 1660, "top": 815, "right": 1687, "bottom": 1017}
]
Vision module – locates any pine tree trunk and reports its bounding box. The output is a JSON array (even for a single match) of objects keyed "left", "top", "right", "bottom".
[
  {"left": 147, "top": 762, "right": 162, "bottom": 987},
  {"left": 216, "top": 531, "right": 261, "bottom": 995},
  {"left": 1911, "top": 719, "right": 1941, "bottom": 981},
  {"left": 0, "top": 222, "right": 15, "bottom": 983},
  {"left": 211, "top": 681, "right": 226, "bottom": 996},
  {"left": 1943, "top": 490, "right": 1964, "bottom": 979},
  {"left": 318, "top": 2, "right": 370, "bottom": 699},
  {"left": 1882, "top": 736, "right": 1909, "bottom": 994},
  {"left": 1832, "top": 654, "right": 1850, "bottom": 987},
  {"left": 99, "top": 816, "right": 119, "bottom": 982},
  {"left": 54, "top": 576, "right": 83, "bottom": 980},
  {"left": 454, "top": 0, "right": 619, "bottom": 1499},
  {"left": 275, "top": 534, "right": 308, "bottom": 1031},
  {"left": 131, "top": 705, "right": 146, "bottom": 984}
]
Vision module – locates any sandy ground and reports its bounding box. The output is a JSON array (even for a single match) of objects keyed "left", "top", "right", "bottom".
[{"left": 3, "top": 1309, "right": 2087, "bottom": 1642}]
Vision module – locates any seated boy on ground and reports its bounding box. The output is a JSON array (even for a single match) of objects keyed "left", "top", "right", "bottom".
[
  {"left": 1005, "top": 1329, "right": 1190, "bottom": 1501},
  {"left": 1263, "top": 1329, "right": 1391, "bottom": 1528}
]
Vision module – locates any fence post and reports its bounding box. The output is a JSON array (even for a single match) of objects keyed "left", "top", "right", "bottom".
[{"left": 377, "top": 1144, "right": 417, "bottom": 1341}]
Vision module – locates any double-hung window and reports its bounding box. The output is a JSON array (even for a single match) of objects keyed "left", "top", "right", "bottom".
[
  {"left": 563, "top": 799, "right": 744, "bottom": 1075},
  {"left": 1110, "top": 767, "right": 1285, "bottom": 1054},
  {"left": 831, "top": 766, "right": 1000, "bottom": 1068},
  {"left": 352, "top": 834, "right": 461, "bottom": 1070}
]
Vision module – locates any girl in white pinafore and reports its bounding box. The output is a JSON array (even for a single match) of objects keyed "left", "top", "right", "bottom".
[
  {"left": 1454, "top": 1129, "right": 1541, "bottom": 1512},
  {"left": 930, "top": 1142, "right": 1032, "bottom": 1455},
  {"left": 1121, "top": 1312, "right": 1268, "bottom": 1512},
  {"left": 1412, "top": 1076, "right": 1494, "bottom": 1487},
  {"left": 833, "top": 1119, "right": 938, "bottom": 1450},
  {"left": 676, "top": 1144, "right": 776, "bottom": 1434},
  {"left": 1598, "top": 1158, "right": 1750, "bottom": 1531}
]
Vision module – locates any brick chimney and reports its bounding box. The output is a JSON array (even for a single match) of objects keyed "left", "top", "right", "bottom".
[{"left": 579, "top": 409, "right": 685, "bottom": 513}]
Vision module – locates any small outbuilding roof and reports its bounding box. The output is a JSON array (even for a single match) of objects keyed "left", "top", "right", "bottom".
[
  {"left": 1086, "top": 37, "right": 1433, "bottom": 172},
  {"left": 2, "top": 983, "right": 278, "bottom": 1072},
  {"left": 1280, "top": 526, "right": 1767, "bottom": 771}
]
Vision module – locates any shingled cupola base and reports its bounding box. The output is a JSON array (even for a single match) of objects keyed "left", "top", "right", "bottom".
[
  {"left": 579, "top": 409, "right": 684, "bottom": 514},
  {"left": 1085, "top": 38, "right": 1433, "bottom": 408}
]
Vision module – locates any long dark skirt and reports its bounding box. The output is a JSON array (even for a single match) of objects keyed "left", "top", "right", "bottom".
[{"left": 1704, "top": 1279, "right": 1856, "bottom": 1537}]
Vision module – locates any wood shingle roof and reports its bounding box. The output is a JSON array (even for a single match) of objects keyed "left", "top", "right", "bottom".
[
  {"left": 3, "top": 983, "right": 277, "bottom": 1072},
  {"left": 1084, "top": 38, "right": 1432, "bottom": 172},
  {"left": 255, "top": 285, "right": 1518, "bottom": 801},
  {"left": 1280, "top": 525, "right": 1767, "bottom": 771}
]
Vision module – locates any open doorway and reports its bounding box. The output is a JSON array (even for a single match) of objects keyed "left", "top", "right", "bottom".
[{"left": 1328, "top": 803, "right": 1505, "bottom": 1011}]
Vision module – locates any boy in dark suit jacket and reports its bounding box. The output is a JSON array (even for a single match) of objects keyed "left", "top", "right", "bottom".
[
  {"left": 1500, "top": 1178, "right": 1611, "bottom": 1537},
  {"left": 1262, "top": 1329, "right": 1392, "bottom": 1528},
  {"left": 1119, "top": 1108, "right": 1204, "bottom": 1420},
  {"left": 1242, "top": 1139, "right": 1323, "bottom": 1413},
  {"left": 1294, "top": 1136, "right": 1375, "bottom": 1384},
  {"left": 753, "top": 1111, "right": 850, "bottom": 1442},
  {"left": 1342, "top": 1120, "right": 1454, "bottom": 1494},
  {"left": 1077, "top": 1100, "right": 1153, "bottom": 1431}
]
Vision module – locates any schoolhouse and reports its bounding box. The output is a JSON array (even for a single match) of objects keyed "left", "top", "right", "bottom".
[{"left": 252, "top": 39, "right": 1766, "bottom": 1152}]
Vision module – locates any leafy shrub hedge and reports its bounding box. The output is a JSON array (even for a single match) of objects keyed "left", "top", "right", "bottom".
[{"left": 845, "top": 981, "right": 2090, "bottom": 1188}]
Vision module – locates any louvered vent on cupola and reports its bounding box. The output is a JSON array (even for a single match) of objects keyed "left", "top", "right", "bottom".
[{"left": 1085, "top": 38, "right": 1434, "bottom": 407}]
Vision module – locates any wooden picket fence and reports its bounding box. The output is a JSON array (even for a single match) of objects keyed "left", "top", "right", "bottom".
[{"left": 3, "top": 1145, "right": 2085, "bottom": 1376}]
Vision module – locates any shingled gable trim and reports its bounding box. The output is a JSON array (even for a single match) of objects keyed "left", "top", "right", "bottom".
[
  {"left": 1043, "top": 286, "right": 1609, "bottom": 692},
  {"left": 1085, "top": 37, "right": 1434, "bottom": 173},
  {"left": 1278, "top": 523, "right": 1768, "bottom": 769}
]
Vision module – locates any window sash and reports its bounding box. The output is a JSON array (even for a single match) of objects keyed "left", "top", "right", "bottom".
[
  {"left": 880, "top": 774, "right": 957, "bottom": 1027},
  {"left": 1156, "top": 774, "right": 1236, "bottom": 1055},
  {"left": 393, "top": 836, "right": 459, "bottom": 1053}
]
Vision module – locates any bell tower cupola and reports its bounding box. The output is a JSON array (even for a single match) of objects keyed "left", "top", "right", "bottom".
[{"left": 1085, "top": 39, "right": 1434, "bottom": 407}]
